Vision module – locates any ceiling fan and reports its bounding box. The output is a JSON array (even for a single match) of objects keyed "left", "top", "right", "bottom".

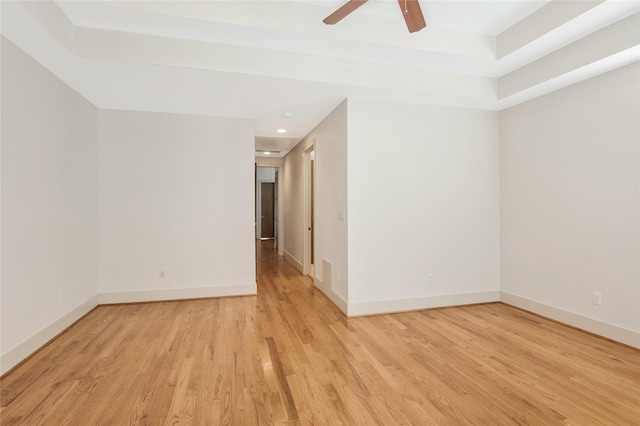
[{"left": 323, "top": 0, "right": 426, "bottom": 33}]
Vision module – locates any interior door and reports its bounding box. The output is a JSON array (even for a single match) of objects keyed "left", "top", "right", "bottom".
[{"left": 260, "top": 182, "right": 275, "bottom": 238}]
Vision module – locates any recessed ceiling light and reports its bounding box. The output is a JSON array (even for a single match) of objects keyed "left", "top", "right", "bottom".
[{"left": 277, "top": 129, "right": 287, "bottom": 133}]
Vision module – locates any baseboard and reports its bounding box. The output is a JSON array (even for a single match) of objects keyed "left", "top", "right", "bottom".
[
  {"left": 314, "top": 276, "right": 348, "bottom": 314},
  {"left": 1, "top": 284, "right": 257, "bottom": 375},
  {"left": 500, "top": 292, "right": 640, "bottom": 349},
  {"left": 98, "top": 283, "right": 257, "bottom": 304},
  {"left": 347, "top": 290, "right": 500, "bottom": 317},
  {"left": 283, "top": 249, "right": 303, "bottom": 274},
  {"left": 0, "top": 295, "right": 99, "bottom": 375}
]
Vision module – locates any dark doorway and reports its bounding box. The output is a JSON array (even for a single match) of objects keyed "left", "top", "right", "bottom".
[{"left": 260, "top": 182, "right": 275, "bottom": 238}]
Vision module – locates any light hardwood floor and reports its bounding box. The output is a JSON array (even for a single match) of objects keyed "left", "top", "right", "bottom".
[{"left": 2, "top": 240, "right": 639, "bottom": 424}]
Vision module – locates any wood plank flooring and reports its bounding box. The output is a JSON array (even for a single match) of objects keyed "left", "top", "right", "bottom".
[{"left": 2, "top": 240, "right": 639, "bottom": 424}]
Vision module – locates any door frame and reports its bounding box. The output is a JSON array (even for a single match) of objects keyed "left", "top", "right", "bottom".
[
  {"left": 257, "top": 179, "right": 275, "bottom": 240},
  {"left": 255, "top": 165, "right": 283, "bottom": 256},
  {"left": 303, "top": 144, "right": 315, "bottom": 277}
]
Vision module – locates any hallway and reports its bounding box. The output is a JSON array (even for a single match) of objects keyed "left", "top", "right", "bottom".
[{"left": 1, "top": 241, "right": 638, "bottom": 424}]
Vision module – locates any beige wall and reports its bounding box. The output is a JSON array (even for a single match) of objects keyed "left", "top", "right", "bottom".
[
  {"left": 255, "top": 157, "right": 284, "bottom": 168},
  {"left": 500, "top": 63, "right": 639, "bottom": 343}
]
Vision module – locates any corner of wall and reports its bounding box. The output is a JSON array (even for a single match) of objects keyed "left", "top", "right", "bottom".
[
  {"left": 283, "top": 250, "right": 304, "bottom": 274},
  {"left": 97, "top": 284, "right": 257, "bottom": 305},
  {"left": 0, "top": 295, "right": 99, "bottom": 375},
  {"left": 314, "top": 276, "right": 348, "bottom": 315},
  {"left": 347, "top": 291, "right": 501, "bottom": 317},
  {"left": 500, "top": 292, "right": 640, "bottom": 349}
]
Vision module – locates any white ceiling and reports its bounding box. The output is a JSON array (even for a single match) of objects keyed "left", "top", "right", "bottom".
[{"left": 1, "top": 1, "right": 638, "bottom": 158}]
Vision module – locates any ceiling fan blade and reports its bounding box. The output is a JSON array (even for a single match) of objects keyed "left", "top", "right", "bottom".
[
  {"left": 323, "top": 0, "right": 369, "bottom": 25},
  {"left": 397, "top": 0, "right": 426, "bottom": 33}
]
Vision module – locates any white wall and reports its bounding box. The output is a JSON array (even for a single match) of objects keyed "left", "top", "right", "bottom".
[
  {"left": 1, "top": 38, "right": 99, "bottom": 373},
  {"left": 283, "top": 101, "right": 349, "bottom": 310},
  {"left": 347, "top": 99, "right": 500, "bottom": 316},
  {"left": 98, "top": 110, "right": 256, "bottom": 302},
  {"left": 500, "top": 63, "right": 640, "bottom": 346},
  {"left": 256, "top": 167, "right": 276, "bottom": 181}
]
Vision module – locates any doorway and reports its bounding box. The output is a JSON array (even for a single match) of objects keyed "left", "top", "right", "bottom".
[
  {"left": 303, "top": 145, "right": 315, "bottom": 277},
  {"left": 260, "top": 182, "right": 275, "bottom": 238},
  {"left": 256, "top": 167, "right": 277, "bottom": 244}
]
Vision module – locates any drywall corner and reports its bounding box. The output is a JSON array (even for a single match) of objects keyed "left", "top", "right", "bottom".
[{"left": 0, "top": 295, "right": 99, "bottom": 375}]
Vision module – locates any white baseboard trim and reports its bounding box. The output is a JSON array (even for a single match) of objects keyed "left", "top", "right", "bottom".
[
  {"left": 500, "top": 291, "right": 640, "bottom": 349},
  {"left": 1, "top": 284, "right": 257, "bottom": 375},
  {"left": 347, "top": 290, "right": 500, "bottom": 317},
  {"left": 314, "top": 277, "right": 348, "bottom": 314},
  {"left": 98, "top": 284, "right": 257, "bottom": 304},
  {"left": 0, "top": 295, "right": 99, "bottom": 375},
  {"left": 283, "top": 249, "right": 303, "bottom": 274}
]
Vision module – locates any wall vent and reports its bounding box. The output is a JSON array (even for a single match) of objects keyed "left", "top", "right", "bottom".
[{"left": 323, "top": 260, "right": 333, "bottom": 289}]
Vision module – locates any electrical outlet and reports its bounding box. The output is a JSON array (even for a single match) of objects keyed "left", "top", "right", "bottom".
[
  {"left": 592, "top": 291, "right": 602, "bottom": 306},
  {"left": 58, "top": 290, "right": 63, "bottom": 303},
  {"left": 159, "top": 271, "right": 165, "bottom": 279},
  {"left": 219, "top": 267, "right": 225, "bottom": 276},
  {"left": 427, "top": 274, "right": 433, "bottom": 285}
]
